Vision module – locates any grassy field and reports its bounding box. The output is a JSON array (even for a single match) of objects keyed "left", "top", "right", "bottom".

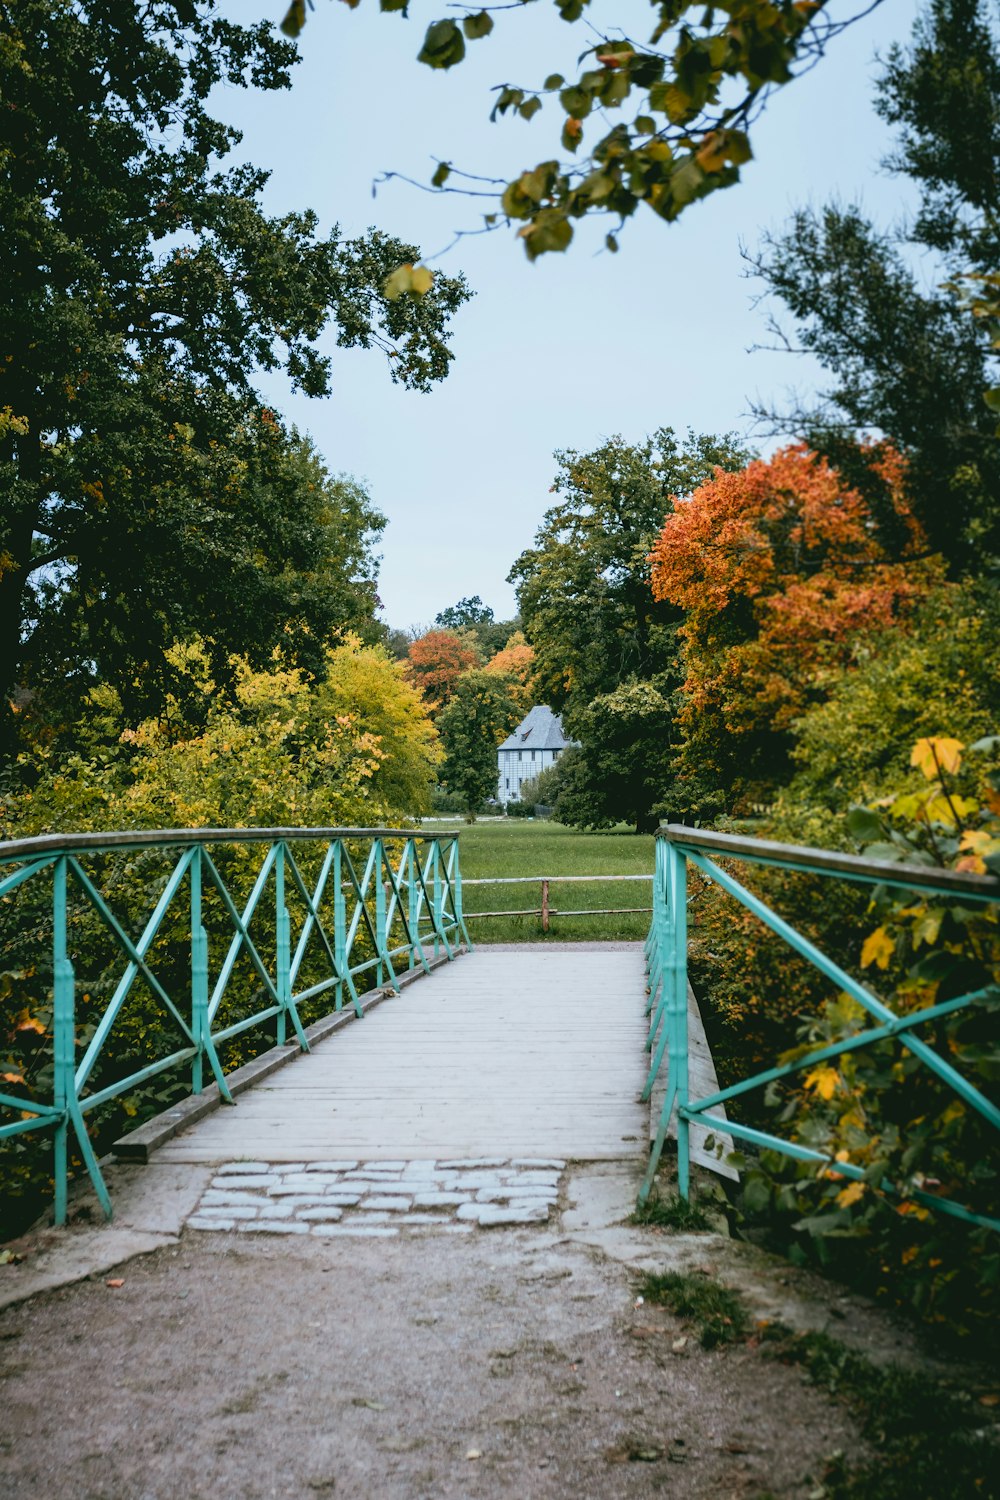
[{"left": 431, "top": 818, "right": 655, "bottom": 943}]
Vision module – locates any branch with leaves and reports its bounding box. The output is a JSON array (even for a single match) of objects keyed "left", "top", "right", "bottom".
[{"left": 282, "top": 0, "right": 885, "bottom": 257}]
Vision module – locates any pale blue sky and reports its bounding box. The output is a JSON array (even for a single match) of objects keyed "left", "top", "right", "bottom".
[{"left": 217, "top": 0, "right": 921, "bottom": 630}]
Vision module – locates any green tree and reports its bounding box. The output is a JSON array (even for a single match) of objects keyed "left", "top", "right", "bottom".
[
  {"left": 282, "top": 0, "right": 872, "bottom": 258},
  {"left": 509, "top": 427, "right": 750, "bottom": 829},
  {"left": 437, "top": 669, "right": 521, "bottom": 817},
  {"left": 747, "top": 0, "right": 1000, "bottom": 570},
  {"left": 551, "top": 679, "right": 680, "bottom": 834},
  {"left": 0, "top": 0, "right": 469, "bottom": 757},
  {"left": 434, "top": 596, "right": 520, "bottom": 658}
]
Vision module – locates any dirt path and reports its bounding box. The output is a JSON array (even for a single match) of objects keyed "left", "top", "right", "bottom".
[{"left": 0, "top": 1223, "right": 862, "bottom": 1500}]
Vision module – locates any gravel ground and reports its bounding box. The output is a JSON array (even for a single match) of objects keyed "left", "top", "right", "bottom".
[{"left": 0, "top": 1224, "right": 862, "bottom": 1500}]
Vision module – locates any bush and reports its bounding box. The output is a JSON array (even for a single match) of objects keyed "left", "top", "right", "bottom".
[
  {"left": 505, "top": 800, "right": 535, "bottom": 818},
  {"left": 732, "top": 736, "right": 1000, "bottom": 1339}
]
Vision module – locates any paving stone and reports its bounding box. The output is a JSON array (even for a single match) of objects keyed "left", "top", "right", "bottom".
[
  {"left": 475, "top": 1187, "right": 556, "bottom": 1204},
  {"left": 195, "top": 1204, "right": 259, "bottom": 1221},
  {"left": 187, "top": 1216, "right": 235, "bottom": 1231},
  {"left": 268, "top": 1182, "right": 334, "bottom": 1197},
  {"left": 395, "top": 1214, "right": 451, "bottom": 1226},
  {"left": 507, "top": 1201, "right": 553, "bottom": 1217},
  {"left": 323, "top": 1193, "right": 363, "bottom": 1207},
  {"left": 438, "top": 1158, "right": 509, "bottom": 1170},
  {"left": 502, "top": 1171, "right": 560, "bottom": 1187},
  {"left": 271, "top": 1174, "right": 342, "bottom": 1190},
  {"left": 362, "top": 1196, "right": 412, "bottom": 1212},
  {"left": 263, "top": 1193, "right": 333, "bottom": 1207},
  {"left": 211, "top": 1175, "right": 274, "bottom": 1191},
  {"left": 451, "top": 1173, "right": 504, "bottom": 1191},
  {"left": 352, "top": 1212, "right": 392, "bottom": 1225},
  {"left": 510, "top": 1159, "right": 566, "bottom": 1171},
  {"left": 478, "top": 1205, "right": 549, "bottom": 1226},
  {"left": 312, "top": 1225, "right": 399, "bottom": 1238},
  {"left": 476, "top": 1194, "right": 560, "bottom": 1206},
  {"left": 238, "top": 1220, "right": 311, "bottom": 1235},
  {"left": 297, "top": 1207, "right": 344, "bottom": 1222},
  {"left": 202, "top": 1189, "right": 267, "bottom": 1207},
  {"left": 357, "top": 1160, "right": 407, "bottom": 1171},
  {"left": 412, "top": 1192, "right": 470, "bottom": 1208},
  {"left": 256, "top": 1202, "right": 296, "bottom": 1219},
  {"left": 455, "top": 1203, "right": 547, "bottom": 1226},
  {"left": 399, "top": 1160, "right": 439, "bottom": 1177},
  {"left": 215, "top": 1161, "right": 272, "bottom": 1175},
  {"left": 304, "top": 1161, "right": 357, "bottom": 1173},
  {"left": 341, "top": 1173, "right": 404, "bottom": 1186}
]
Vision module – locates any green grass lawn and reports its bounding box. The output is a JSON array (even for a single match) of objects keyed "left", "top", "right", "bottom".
[{"left": 432, "top": 817, "right": 655, "bottom": 943}]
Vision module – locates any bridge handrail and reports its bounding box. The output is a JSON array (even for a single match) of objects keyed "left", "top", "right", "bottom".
[
  {"left": 0, "top": 825, "right": 456, "bottom": 864},
  {"left": 642, "top": 824, "right": 1000, "bottom": 1233},
  {"left": 0, "top": 828, "right": 470, "bottom": 1228},
  {"left": 658, "top": 823, "right": 1000, "bottom": 901}
]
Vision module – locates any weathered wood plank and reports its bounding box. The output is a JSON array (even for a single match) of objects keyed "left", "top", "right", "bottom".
[{"left": 156, "top": 949, "right": 649, "bottom": 1164}]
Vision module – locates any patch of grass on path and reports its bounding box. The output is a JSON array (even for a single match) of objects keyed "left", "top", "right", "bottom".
[
  {"left": 634, "top": 1266, "right": 999, "bottom": 1497},
  {"left": 440, "top": 818, "right": 655, "bottom": 943},
  {"left": 637, "top": 1269, "right": 750, "bottom": 1348},
  {"left": 768, "top": 1329, "right": 999, "bottom": 1499}
]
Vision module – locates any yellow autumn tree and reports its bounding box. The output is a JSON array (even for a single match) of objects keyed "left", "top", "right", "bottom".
[{"left": 483, "top": 631, "right": 536, "bottom": 714}]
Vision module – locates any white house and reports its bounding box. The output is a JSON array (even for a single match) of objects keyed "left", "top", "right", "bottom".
[{"left": 497, "top": 704, "right": 574, "bottom": 806}]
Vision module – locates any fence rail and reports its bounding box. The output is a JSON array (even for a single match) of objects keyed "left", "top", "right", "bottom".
[
  {"left": 0, "top": 828, "right": 469, "bottom": 1225},
  {"left": 640, "top": 824, "right": 1000, "bottom": 1232},
  {"left": 461, "top": 873, "right": 652, "bottom": 931}
]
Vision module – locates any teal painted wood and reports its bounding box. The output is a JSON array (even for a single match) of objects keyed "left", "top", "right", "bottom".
[
  {"left": 0, "top": 828, "right": 466, "bottom": 1226},
  {"left": 640, "top": 826, "right": 1000, "bottom": 1232}
]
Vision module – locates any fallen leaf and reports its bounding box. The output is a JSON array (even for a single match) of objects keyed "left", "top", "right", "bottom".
[
  {"left": 978, "top": 1394, "right": 1000, "bottom": 1407},
  {"left": 350, "top": 1398, "right": 386, "bottom": 1411},
  {"left": 466, "top": 1448, "right": 482, "bottom": 1460},
  {"left": 105, "top": 1278, "right": 124, "bottom": 1288},
  {"left": 671, "top": 1336, "right": 688, "bottom": 1352}
]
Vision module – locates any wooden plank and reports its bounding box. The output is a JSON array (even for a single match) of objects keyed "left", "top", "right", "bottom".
[
  {"left": 155, "top": 949, "right": 649, "bottom": 1164},
  {"left": 647, "top": 981, "right": 739, "bottom": 1181}
]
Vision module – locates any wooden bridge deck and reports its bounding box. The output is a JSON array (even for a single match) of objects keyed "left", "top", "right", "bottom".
[{"left": 156, "top": 946, "right": 650, "bottom": 1164}]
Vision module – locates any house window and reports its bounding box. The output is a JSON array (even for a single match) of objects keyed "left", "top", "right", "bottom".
[{"left": 531, "top": 750, "right": 536, "bottom": 761}]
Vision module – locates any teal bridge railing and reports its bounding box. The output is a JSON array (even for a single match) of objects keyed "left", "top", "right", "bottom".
[
  {"left": 641, "top": 825, "right": 1000, "bottom": 1231},
  {"left": 0, "top": 827, "right": 469, "bottom": 1226}
]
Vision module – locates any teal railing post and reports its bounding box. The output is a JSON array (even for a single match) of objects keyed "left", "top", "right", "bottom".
[
  {"left": 51, "top": 855, "right": 74, "bottom": 1226},
  {"left": 670, "top": 841, "right": 691, "bottom": 1199},
  {"left": 452, "top": 838, "right": 472, "bottom": 949},
  {"left": 640, "top": 838, "right": 689, "bottom": 1204},
  {"left": 334, "top": 839, "right": 345, "bottom": 1011},
  {"left": 432, "top": 842, "right": 444, "bottom": 959},
  {"left": 275, "top": 841, "right": 289, "bottom": 1047},
  {"left": 191, "top": 846, "right": 208, "bottom": 1094},
  {"left": 408, "top": 838, "right": 419, "bottom": 972},
  {"left": 375, "top": 838, "right": 386, "bottom": 986}
]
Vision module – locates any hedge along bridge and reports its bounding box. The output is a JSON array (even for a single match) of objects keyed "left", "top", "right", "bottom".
[
  {"left": 642, "top": 825, "right": 1000, "bottom": 1236},
  {"left": 0, "top": 828, "right": 470, "bottom": 1224}
]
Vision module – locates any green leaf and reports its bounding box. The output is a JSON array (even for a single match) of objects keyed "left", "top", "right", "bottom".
[
  {"left": 418, "top": 19, "right": 466, "bottom": 70},
  {"left": 845, "top": 806, "right": 884, "bottom": 843},
  {"left": 519, "top": 96, "right": 542, "bottom": 121},
  {"left": 431, "top": 161, "right": 452, "bottom": 188},
  {"left": 280, "top": 0, "right": 306, "bottom": 38},
  {"left": 462, "top": 11, "right": 494, "bottom": 40},
  {"left": 543, "top": 73, "right": 565, "bottom": 90}
]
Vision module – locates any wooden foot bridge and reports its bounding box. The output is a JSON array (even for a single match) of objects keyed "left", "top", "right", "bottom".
[{"left": 1, "top": 826, "right": 996, "bottom": 1237}]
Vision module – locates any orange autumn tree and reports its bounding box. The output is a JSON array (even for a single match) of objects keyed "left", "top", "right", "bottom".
[
  {"left": 483, "top": 631, "right": 536, "bottom": 713},
  {"left": 649, "top": 443, "right": 941, "bottom": 808},
  {"left": 405, "top": 628, "right": 479, "bottom": 713}
]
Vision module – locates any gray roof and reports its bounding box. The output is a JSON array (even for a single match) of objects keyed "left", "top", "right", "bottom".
[{"left": 498, "top": 705, "right": 574, "bottom": 753}]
